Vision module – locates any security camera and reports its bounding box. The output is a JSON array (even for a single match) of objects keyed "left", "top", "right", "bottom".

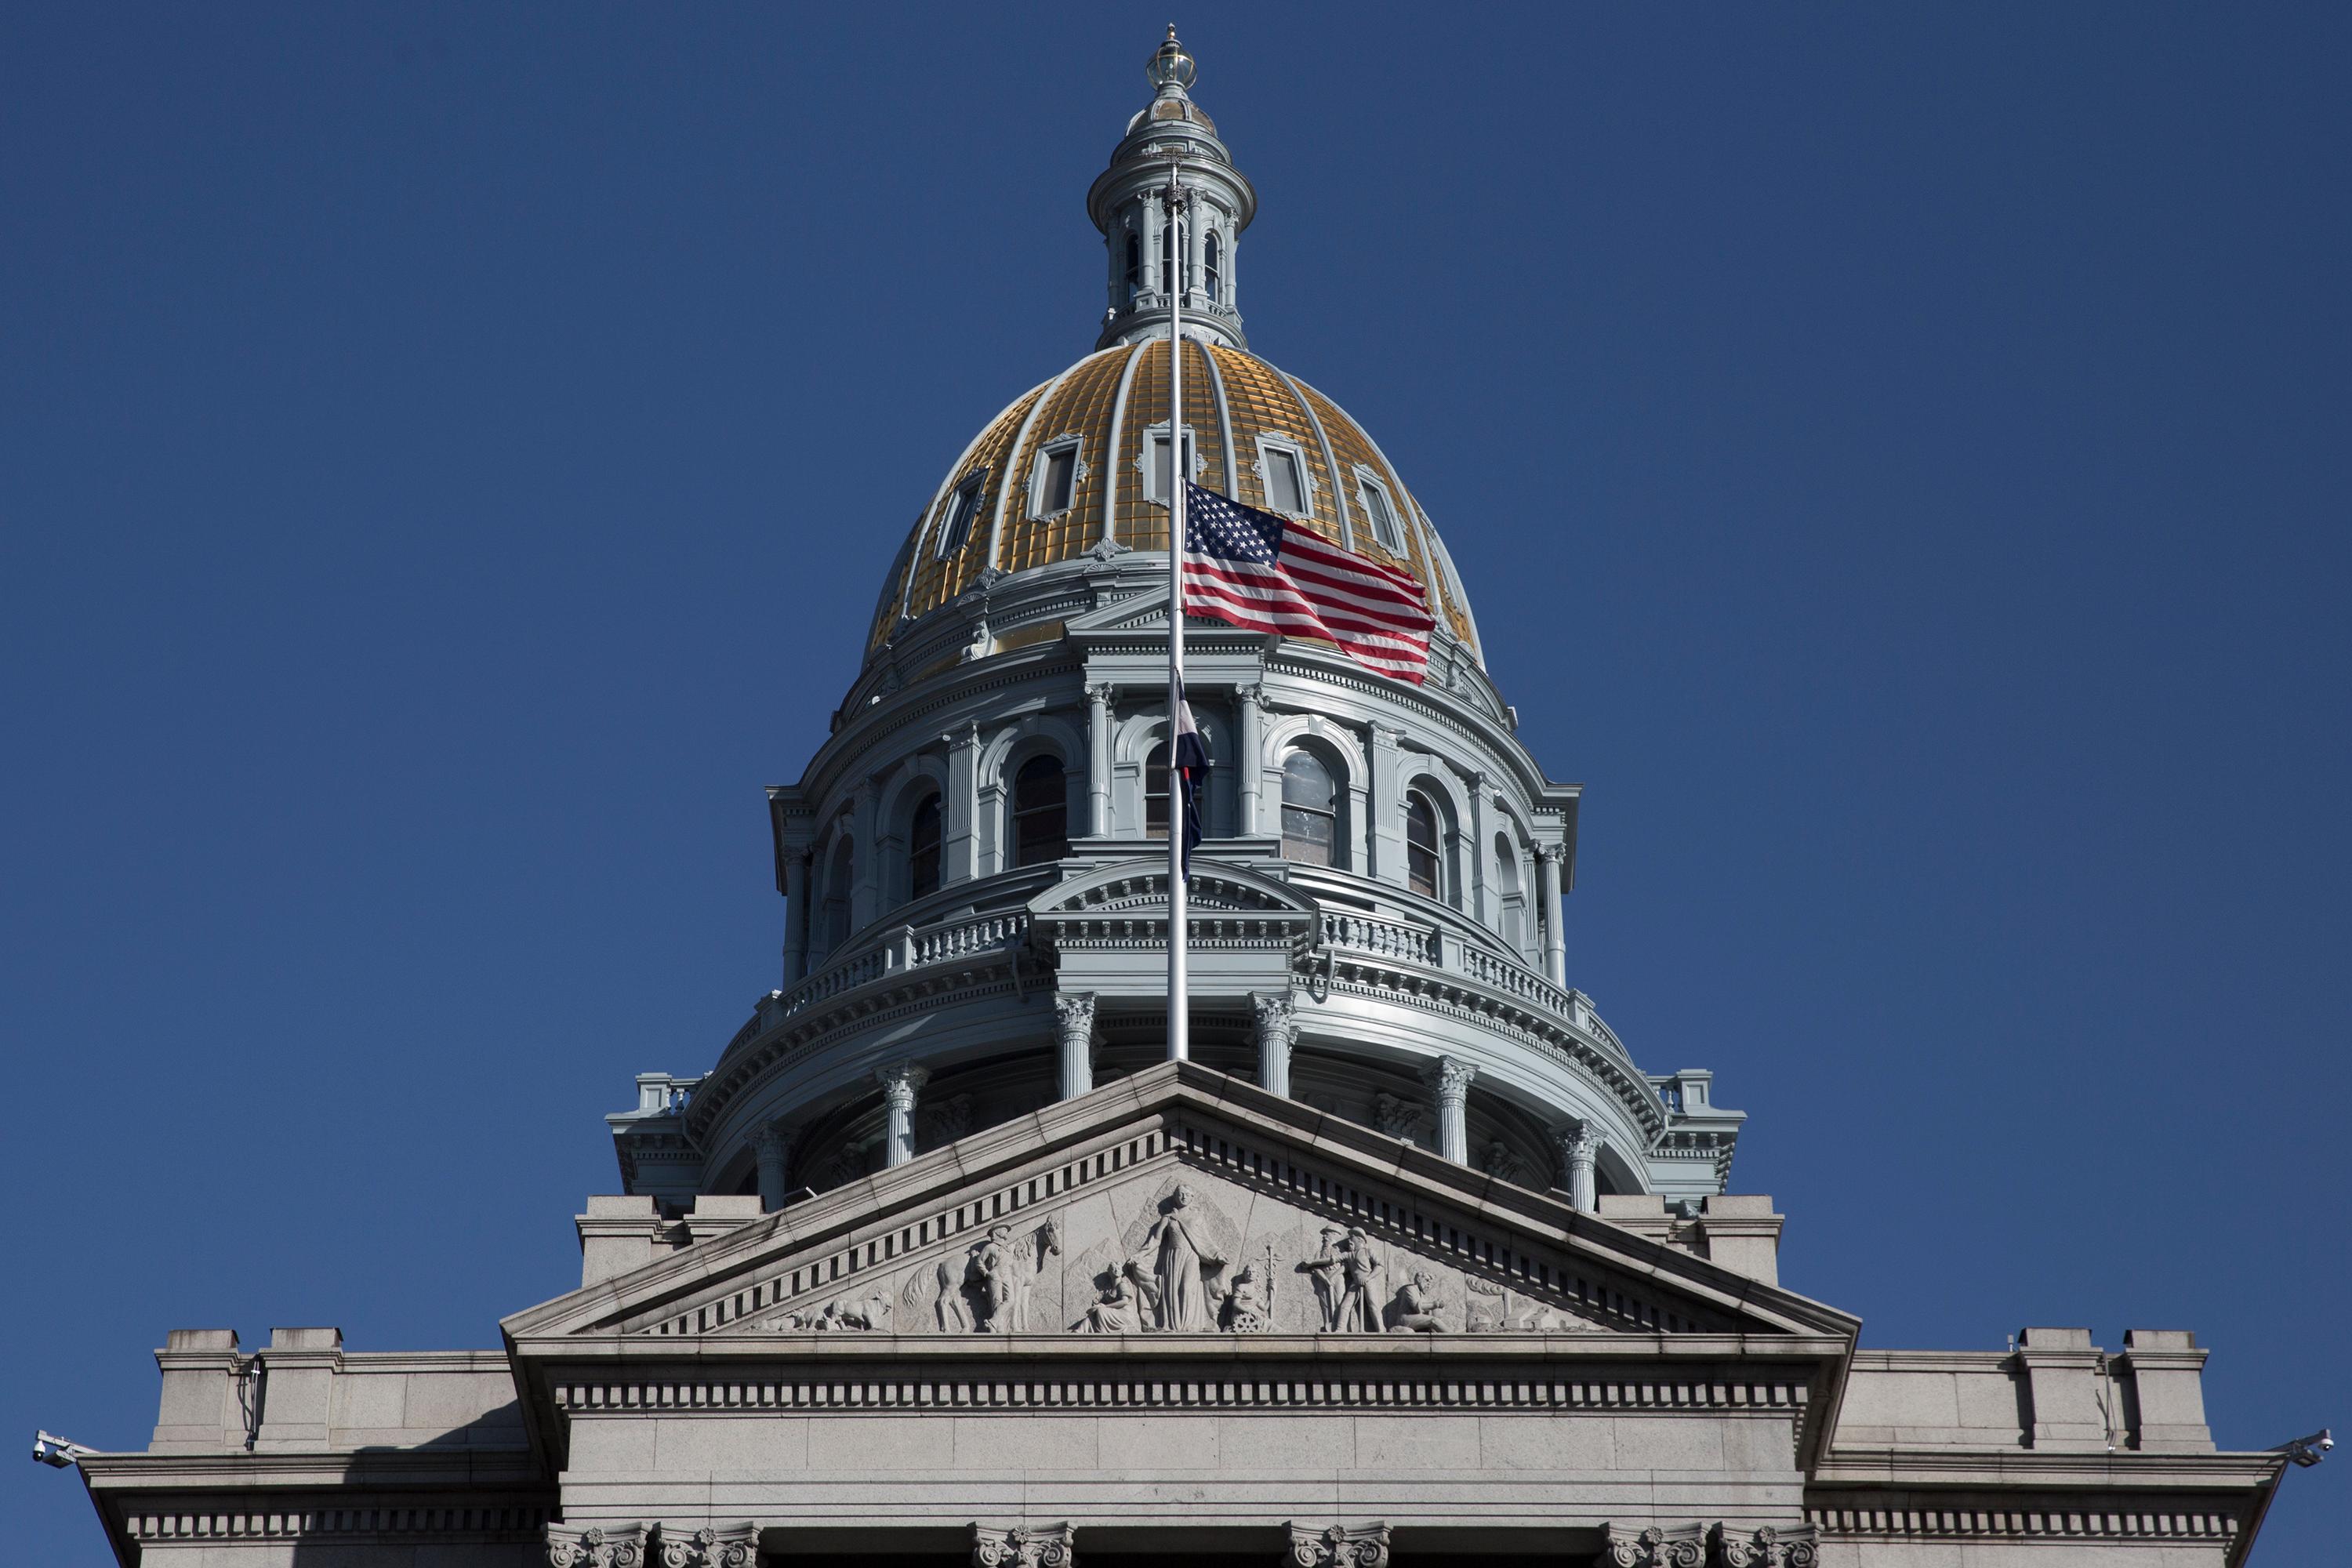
[
  {"left": 2273, "top": 1429, "right": 2333, "bottom": 1468},
  {"left": 32, "top": 1432, "right": 98, "bottom": 1469}
]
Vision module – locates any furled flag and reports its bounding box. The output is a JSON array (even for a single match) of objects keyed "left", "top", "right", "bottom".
[
  {"left": 1171, "top": 678, "right": 1209, "bottom": 879},
  {"left": 1178, "top": 480, "right": 1437, "bottom": 683}
]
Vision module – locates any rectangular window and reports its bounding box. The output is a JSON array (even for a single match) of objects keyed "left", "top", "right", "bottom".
[
  {"left": 1041, "top": 448, "right": 1076, "bottom": 513},
  {"left": 1030, "top": 439, "right": 1082, "bottom": 519},
  {"left": 1145, "top": 429, "right": 1196, "bottom": 506},
  {"left": 935, "top": 471, "right": 985, "bottom": 558},
  {"left": 1264, "top": 446, "right": 1306, "bottom": 516},
  {"left": 1357, "top": 469, "right": 1404, "bottom": 551}
]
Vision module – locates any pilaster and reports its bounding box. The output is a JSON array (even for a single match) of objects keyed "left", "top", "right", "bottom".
[
  {"left": 1236, "top": 682, "right": 1266, "bottom": 835},
  {"left": 1085, "top": 682, "right": 1115, "bottom": 837},
  {"left": 1537, "top": 840, "right": 1568, "bottom": 985},
  {"left": 1367, "top": 721, "right": 1405, "bottom": 885},
  {"left": 945, "top": 723, "right": 982, "bottom": 884}
]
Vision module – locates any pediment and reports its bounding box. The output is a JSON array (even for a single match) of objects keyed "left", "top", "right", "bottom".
[
  {"left": 504, "top": 1064, "right": 1854, "bottom": 1351},
  {"left": 1030, "top": 857, "right": 1318, "bottom": 921}
]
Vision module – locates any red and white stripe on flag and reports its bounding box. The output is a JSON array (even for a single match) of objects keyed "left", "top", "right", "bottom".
[{"left": 1182, "top": 520, "right": 1437, "bottom": 684}]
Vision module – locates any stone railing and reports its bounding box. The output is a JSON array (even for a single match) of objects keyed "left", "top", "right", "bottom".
[
  {"left": 1315, "top": 911, "right": 1635, "bottom": 1069},
  {"left": 720, "top": 909, "right": 1036, "bottom": 1065}
]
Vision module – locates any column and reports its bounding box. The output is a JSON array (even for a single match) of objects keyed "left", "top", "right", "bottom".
[
  {"left": 1250, "top": 992, "right": 1298, "bottom": 1098},
  {"left": 1236, "top": 684, "right": 1265, "bottom": 835},
  {"left": 1555, "top": 1123, "right": 1599, "bottom": 1212},
  {"left": 1086, "top": 682, "right": 1115, "bottom": 837},
  {"left": 1428, "top": 1056, "right": 1475, "bottom": 1163},
  {"left": 1142, "top": 198, "right": 1163, "bottom": 296},
  {"left": 1462, "top": 769, "right": 1490, "bottom": 924},
  {"left": 781, "top": 850, "right": 812, "bottom": 985},
  {"left": 1054, "top": 991, "right": 1097, "bottom": 1101},
  {"left": 750, "top": 1122, "right": 794, "bottom": 1213},
  {"left": 1537, "top": 842, "right": 1567, "bottom": 985},
  {"left": 944, "top": 723, "right": 981, "bottom": 884},
  {"left": 876, "top": 1062, "right": 930, "bottom": 1167}
]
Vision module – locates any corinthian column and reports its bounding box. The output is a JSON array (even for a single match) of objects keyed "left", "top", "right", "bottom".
[
  {"left": 876, "top": 1062, "right": 930, "bottom": 1167},
  {"left": 1537, "top": 842, "right": 1567, "bottom": 985},
  {"left": 1054, "top": 991, "right": 1097, "bottom": 1101},
  {"left": 1555, "top": 1123, "right": 1599, "bottom": 1212},
  {"left": 1428, "top": 1056, "right": 1475, "bottom": 1163},
  {"left": 1251, "top": 991, "right": 1297, "bottom": 1098},
  {"left": 750, "top": 1122, "right": 794, "bottom": 1213}
]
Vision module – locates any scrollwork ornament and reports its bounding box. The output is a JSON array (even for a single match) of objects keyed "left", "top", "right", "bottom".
[
  {"left": 1709, "top": 1523, "right": 1817, "bottom": 1568},
  {"left": 1600, "top": 1523, "right": 1705, "bottom": 1568},
  {"left": 972, "top": 1522, "right": 1073, "bottom": 1568},
  {"left": 547, "top": 1524, "right": 644, "bottom": 1568},
  {"left": 1287, "top": 1522, "right": 1390, "bottom": 1568}
]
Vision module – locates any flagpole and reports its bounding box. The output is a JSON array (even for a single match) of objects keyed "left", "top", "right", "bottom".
[{"left": 1164, "top": 161, "right": 1189, "bottom": 1065}]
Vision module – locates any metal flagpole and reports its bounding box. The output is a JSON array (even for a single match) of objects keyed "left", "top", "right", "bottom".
[{"left": 1164, "top": 161, "right": 1189, "bottom": 1065}]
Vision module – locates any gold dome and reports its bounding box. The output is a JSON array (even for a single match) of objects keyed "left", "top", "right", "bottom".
[{"left": 867, "top": 339, "right": 1482, "bottom": 665}]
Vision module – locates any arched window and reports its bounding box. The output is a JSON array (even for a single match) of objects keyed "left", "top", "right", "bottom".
[
  {"left": 1012, "top": 755, "right": 1069, "bottom": 866},
  {"left": 1124, "top": 234, "right": 1141, "bottom": 306},
  {"left": 1145, "top": 742, "right": 1171, "bottom": 839},
  {"left": 1280, "top": 750, "right": 1338, "bottom": 866},
  {"left": 1205, "top": 231, "right": 1221, "bottom": 301},
  {"left": 1406, "top": 792, "right": 1442, "bottom": 899},
  {"left": 820, "top": 835, "right": 855, "bottom": 956},
  {"left": 1494, "top": 832, "right": 1524, "bottom": 949},
  {"left": 907, "top": 793, "right": 942, "bottom": 900}
]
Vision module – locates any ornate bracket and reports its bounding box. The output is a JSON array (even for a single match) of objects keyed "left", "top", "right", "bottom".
[
  {"left": 1287, "top": 1522, "right": 1392, "bottom": 1568},
  {"left": 972, "top": 1520, "right": 1074, "bottom": 1568}
]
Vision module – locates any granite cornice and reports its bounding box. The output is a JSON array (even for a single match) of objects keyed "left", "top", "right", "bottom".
[
  {"left": 77, "top": 1446, "right": 549, "bottom": 1490},
  {"left": 1810, "top": 1446, "right": 2285, "bottom": 1490}
]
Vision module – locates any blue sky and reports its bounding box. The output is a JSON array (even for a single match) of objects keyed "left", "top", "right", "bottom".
[{"left": 5, "top": 4, "right": 2345, "bottom": 1559}]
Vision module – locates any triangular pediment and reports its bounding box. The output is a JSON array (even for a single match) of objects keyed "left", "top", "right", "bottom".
[{"left": 504, "top": 1063, "right": 1853, "bottom": 1350}]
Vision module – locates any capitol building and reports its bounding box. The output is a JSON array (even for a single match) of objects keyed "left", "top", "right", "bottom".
[{"left": 74, "top": 32, "right": 2292, "bottom": 1568}]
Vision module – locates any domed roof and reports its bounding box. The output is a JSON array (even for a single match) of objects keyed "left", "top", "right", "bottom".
[{"left": 866, "top": 337, "right": 1483, "bottom": 666}]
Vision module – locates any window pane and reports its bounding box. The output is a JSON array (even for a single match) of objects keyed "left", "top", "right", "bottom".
[
  {"left": 1282, "top": 805, "right": 1334, "bottom": 866},
  {"left": 1013, "top": 756, "right": 1068, "bottom": 866},
  {"left": 1281, "top": 750, "right": 1334, "bottom": 809},
  {"left": 1266, "top": 448, "right": 1304, "bottom": 515},
  {"left": 909, "top": 796, "right": 942, "bottom": 898},
  {"left": 1043, "top": 448, "right": 1076, "bottom": 513},
  {"left": 1406, "top": 793, "right": 1439, "bottom": 898},
  {"left": 1363, "top": 481, "right": 1401, "bottom": 550},
  {"left": 937, "top": 474, "right": 985, "bottom": 557},
  {"left": 1145, "top": 742, "right": 1171, "bottom": 839}
]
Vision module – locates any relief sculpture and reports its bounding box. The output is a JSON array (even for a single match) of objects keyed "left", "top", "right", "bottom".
[
  {"left": 1300, "top": 1225, "right": 1384, "bottom": 1332},
  {"left": 1140, "top": 1183, "right": 1224, "bottom": 1330}
]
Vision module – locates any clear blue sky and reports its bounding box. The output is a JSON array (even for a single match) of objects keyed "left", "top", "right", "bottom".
[{"left": 5, "top": 4, "right": 2344, "bottom": 1559}]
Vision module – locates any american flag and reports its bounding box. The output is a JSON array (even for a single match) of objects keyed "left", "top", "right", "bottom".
[{"left": 1179, "top": 481, "right": 1437, "bottom": 683}]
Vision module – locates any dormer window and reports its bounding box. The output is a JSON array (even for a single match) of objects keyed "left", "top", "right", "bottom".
[
  {"left": 1355, "top": 466, "right": 1405, "bottom": 552},
  {"left": 1256, "top": 436, "right": 1314, "bottom": 519},
  {"left": 1142, "top": 424, "right": 1197, "bottom": 506},
  {"left": 1029, "top": 437, "right": 1084, "bottom": 520},
  {"left": 934, "top": 470, "right": 986, "bottom": 559}
]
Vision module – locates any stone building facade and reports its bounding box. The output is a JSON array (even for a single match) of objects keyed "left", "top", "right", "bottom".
[{"left": 75, "top": 31, "right": 2291, "bottom": 1568}]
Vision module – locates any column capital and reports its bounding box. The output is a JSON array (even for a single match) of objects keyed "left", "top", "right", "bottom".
[
  {"left": 1053, "top": 991, "right": 1098, "bottom": 1035},
  {"left": 945, "top": 720, "right": 982, "bottom": 753},
  {"left": 546, "top": 1523, "right": 646, "bottom": 1568},
  {"left": 1083, "top": 680, "right": 1117, "bottom": 705},
  {"left": 876, "top": 1061, "right": 931, "bottom": 1109},
  {"left": 747, "top": 1121, "right": 792, "bottom": 1156},
  {"left": 1426, "top": 1054, "right": 1477, "bottom": 1102},
  {"left": 1236, "top": 681, "right": 1272, "bottom": 710},
  {"left": 1556, "top": 1122, "right": 1600, "bottom": 1162},
  {"left": 1595, "top": 1522, "right": 1704, "bottom": 1568},
  {"left": 648, "top": 1522, "right": 757, "bottom": 1568},
  {"left": 1539, "top": 840, "right": 1571, "bottom": 865},
  {"left": 1250, "top": 990, "right": 1298, "bottom": 1044},
  {"left": 1287, "top": 1521, "right": 1391, "bottom": 1568},
  {"left": 1367, "top": 720, "right": 1403, "bottom": 751},
  {"left": 972, "top": 1521, "right": 1074, "bottom": 1568}
]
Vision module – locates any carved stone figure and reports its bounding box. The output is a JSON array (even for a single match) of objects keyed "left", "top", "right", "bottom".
[
  {"left": 1073, "top": 1255, "right": 1157, "bottom": 1333},
  {"left": 931, "top": 1255, "right": 970, "bottom": 1331},
  {"left": 1388, "top": 1269, "right": 1447, "bottom": 1333},
  {"left": 1371, "top": 1091, "right": 1421, "bottom": 1144},
  {"left": 1332, "top": 1226, "right": 1383, "bottom": 1332},
  {"left": 1221, "top": 1244, "right": 1278, "bottom": 1332},
  {"left": 1142, "top": 1183, "right": 1225, "bottom": 1330},
  {"left": 1300, "top": 1225, "right": 1347, "bottom": 1328},
  {"left": 968, "top": 1216, "right": 1062, "bottom": 1332},
  {"left": 771, "top": 1289, "right": 893, "bottom": 1332}
]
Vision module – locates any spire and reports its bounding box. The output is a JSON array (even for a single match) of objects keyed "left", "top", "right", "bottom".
[{"left": 1087, "top": 27, "right": 1256, "bottom": 351}]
